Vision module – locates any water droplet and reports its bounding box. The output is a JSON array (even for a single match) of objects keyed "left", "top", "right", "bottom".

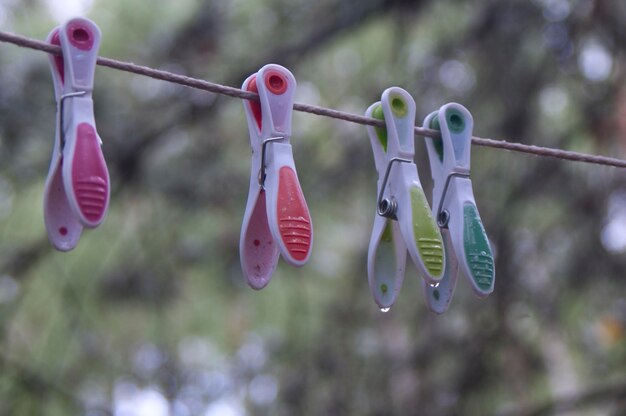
[
  {"left": 380, "top": 307, "right": 390, "bottom": 313},
  {"left": 480, "top": 251, "right": 487, "bottom": 256}
]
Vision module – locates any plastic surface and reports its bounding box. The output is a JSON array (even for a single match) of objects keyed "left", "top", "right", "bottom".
[
  {"left": 264, "top": 147, "right": 312, "bottom": 266},
  {"left": 365, "top": 87, "right": 445, "bottom": 309},
  {"left": 240, "top": 74, "right": 280, "bottom": 289},
  {"left": 43, "top": 27, "right": 83, "bottom": 251},
  {"left": 422, "top": 229, "right": 458, "bottom": 314},
  {"left": 423, "top": 103, "right": 495, "bottom": 305},
  {"left": 43, "top": 18, "right": 109, "bottom": 250},
  {"left": 380, "top": 88, "right": 444, "bottom": 284},
  {"left": 366, "top": 103, "right": 406, "bottom": 308},
  {"left": 59, "top": 18, "right": 109, "bottom": 228},
  {"left": 61, "top": 18, "right": 100, "bottom": 91},
  {"left": 239, "top": 64, "right": 312, "bottom": 289},
  {"left": 66, "top": 121, "right": 109, "bottom": 226}
]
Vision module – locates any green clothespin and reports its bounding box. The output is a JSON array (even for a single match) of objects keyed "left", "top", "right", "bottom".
[{"left": 365, "top": 87, "right": 445, "bottom": 311}]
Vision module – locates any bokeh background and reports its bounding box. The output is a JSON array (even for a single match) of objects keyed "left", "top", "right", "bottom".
[{"left": 0, "top": 0, "right": 626, "bottom": 415}]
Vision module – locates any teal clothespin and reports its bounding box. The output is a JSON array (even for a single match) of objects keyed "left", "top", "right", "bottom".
[{"left": 422, "top": 103, "right": 495, "bottom": 313}]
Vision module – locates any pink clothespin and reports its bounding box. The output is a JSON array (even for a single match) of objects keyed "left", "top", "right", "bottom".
[
  {"left": 44, "top": 17, "right": 110, "bottom": 251},
  {"left": 240, "top": 64, "right": 313, "bottom": 289}
]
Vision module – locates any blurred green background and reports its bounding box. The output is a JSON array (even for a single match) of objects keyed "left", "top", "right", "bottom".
[{"left": 0, "top": 0, "right": 626, "bottom": 415}]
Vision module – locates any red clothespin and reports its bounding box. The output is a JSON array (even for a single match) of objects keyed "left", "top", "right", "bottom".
[
  {"left": 44, "top": 17, "right": 110, "bottom": 251},
  {"left": 240, "top": 64, "right": 313, "bottom": 289}
]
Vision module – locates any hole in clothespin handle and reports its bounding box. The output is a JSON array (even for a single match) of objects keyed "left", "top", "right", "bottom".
[
  {"left": 446, "top": 110, "right": 465, "bottom": 133},
  {"left": 264, "top": 70, "right": 288, "bottom": 95},
  {"left": 67, "top": 21, "right": 94, "bottom": 50},
  {"left": 72, "top": 28, "right": 89, "bottom": 42},
  {"left": 390, "top": 96, "right": 407, "bottom": 117}
]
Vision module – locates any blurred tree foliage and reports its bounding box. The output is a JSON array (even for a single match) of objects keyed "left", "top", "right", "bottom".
[{"left": 0, "top": 0, "right": 626, "bottom": 415}]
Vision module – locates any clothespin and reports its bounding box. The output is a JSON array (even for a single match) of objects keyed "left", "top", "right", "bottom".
[
  {"left": 422, "top": 103, "right": 495, "bottom": 313},
  {"left": 239, "top": 64, "right": 313, "bottom": 289},
  {"left": 365, "top": 87, "right": 445, "bottom": 310},
  {"left": 43, "top": 18, "right": 110, "bottom": 251}
]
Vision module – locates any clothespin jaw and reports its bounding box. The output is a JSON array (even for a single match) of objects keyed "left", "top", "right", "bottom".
[
  {"left": 365, "top": 102, "right": 407, "bottom": 309},
  {"left": 424, "top": 103, "right": 495, "bottom": 299},
  {"left": 44, "top": 18, "right": 108, "bottom": 251},
  {"left": 240, "top": 64, "right": 313, "bottom": 289},
  {"left": 47, "top": 28, "right": 64, "bottom": 99}
]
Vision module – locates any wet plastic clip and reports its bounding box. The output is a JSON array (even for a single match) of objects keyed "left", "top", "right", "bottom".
[
  {"left": 365, "top": 87, "right": 445, "bottom": 310},
  {"left": 422, "top": 103, "right": 495, "bottom": 313},
  {"left": 240, "top": 64, "right": 313, "bottom": 290},
  {"left": 43, "top": 17, "right": 110, "bottom": 251}
]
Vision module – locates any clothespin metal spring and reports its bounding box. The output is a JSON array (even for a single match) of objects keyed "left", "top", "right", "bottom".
[
  {"left": 258, "top": 136, "right": 284, "bottom": 188},
  {"left": 58, "top": 90, "right": 86, "bottom": 152},
  {"left": 436, "top": 170, "right": 470, "bottom": 228},
  {"left": 376, "top": 157, "right": 411, "bottom": 219}
]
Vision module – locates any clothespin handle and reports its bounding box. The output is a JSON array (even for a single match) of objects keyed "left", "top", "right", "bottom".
[
  {"left": 422, "top": 230, "right": 458, "bottom": 314},
  {"left": 43, "top": 35, "right": 84, "bottom": 252},
  {"left": 239, "top": 74, "right": 280, "bottom": 289},
  {"left": 365, "top": 102, "right": 407, "bottom": 308}
]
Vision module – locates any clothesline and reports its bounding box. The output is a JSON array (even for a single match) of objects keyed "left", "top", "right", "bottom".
[{"left": 1, "top": 30, "right": 626, "bottom": 169}]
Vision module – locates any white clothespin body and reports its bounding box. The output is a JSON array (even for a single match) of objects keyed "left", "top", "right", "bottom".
[
  {"left": 240, "top": 64, "right": 313, "bottom": 289},
  {"left": 44, "top": 18, "right": 110, "bottom": 251},
  {"left": 423, "top": 103, "right": 495, "bottom": 311},
  {"left": 366, "top": 87, "right": 444, "bottom": 309}
]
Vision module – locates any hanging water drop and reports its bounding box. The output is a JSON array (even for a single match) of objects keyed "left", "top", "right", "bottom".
[{"left": 380, "top": 307, "right": 390, "bottom": 313}]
